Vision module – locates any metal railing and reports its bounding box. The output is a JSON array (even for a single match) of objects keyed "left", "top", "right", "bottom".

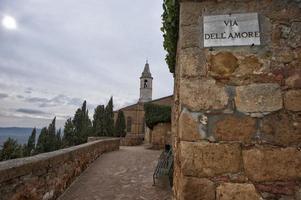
[{"left": 153, "top": 147, "right": 173, "bottom": 187}]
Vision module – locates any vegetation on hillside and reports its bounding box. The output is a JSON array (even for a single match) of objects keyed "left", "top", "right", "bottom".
[
  {"left": 0, "top": 97, "right": 116, "bottom": 162},
  {"left": 0, "top": 138, "right": 23, "bottom": 161},
  {"left": 161, "top": 0, "right": 179, "bottom": 74},
  {"left": 144, "top": 103, "right": 171, "bottom": 129}
]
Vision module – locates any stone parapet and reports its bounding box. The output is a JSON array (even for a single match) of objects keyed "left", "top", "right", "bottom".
[
  {"left": 120, "top": 134, "right": 144, "bottom": 146},
  {"left": 0, "top": 138, "right": 120, "bottom": 200}
]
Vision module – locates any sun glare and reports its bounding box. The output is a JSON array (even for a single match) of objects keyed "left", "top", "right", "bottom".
[{"left": 2, "top": 15, "right": 17, "bottom": 30}]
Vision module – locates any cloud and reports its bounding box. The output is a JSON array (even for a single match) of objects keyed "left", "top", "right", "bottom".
[
  {"left": 16, "top": 95, "right": 24, "bottom": 99},
  {"left": 24, "top": 88, "right": 33, "bottom": 94},
  {"left": 0, "top": 93, "right": 8, "bottom": 99},
  {"left": 25, "top": 94, "right": 84, "bottom": 108},
  {"left": 0, "top": 0, "right": 173, "bottom": 127},
  {"left": 16, "top": 108, "right": 48, "bottom": 115}
]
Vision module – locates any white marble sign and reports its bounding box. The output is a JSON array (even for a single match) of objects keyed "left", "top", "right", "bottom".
[{"left": 203, "top": 13, "right": 261, "bottom": 47}]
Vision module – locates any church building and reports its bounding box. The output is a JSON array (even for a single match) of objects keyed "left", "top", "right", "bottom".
[{"left": 114, "top": 61, "right": 173, "bottom": 140}]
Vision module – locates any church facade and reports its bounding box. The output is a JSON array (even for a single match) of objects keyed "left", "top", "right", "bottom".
[{"left": 114, "top": 61, "right": 173, "bottom": 139}]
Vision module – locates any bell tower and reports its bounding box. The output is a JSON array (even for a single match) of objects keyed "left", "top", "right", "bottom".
[{"left": 139, "top": 60, "right": 153, "bottom": 102}]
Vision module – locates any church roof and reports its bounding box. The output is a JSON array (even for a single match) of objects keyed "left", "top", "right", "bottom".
[
  {"left": 114, "top": 95, "right": 173, "bottom": 112},
  {"left": 140, "top": 61, "right": 152, "bottom": 78}
]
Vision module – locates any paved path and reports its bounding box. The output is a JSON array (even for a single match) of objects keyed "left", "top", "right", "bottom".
[{"left": 59, "top": 146, "right": 171, "bottom": 200}]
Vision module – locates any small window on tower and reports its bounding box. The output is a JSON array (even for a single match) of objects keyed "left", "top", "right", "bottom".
[{"left": 144, "top": 80, "right": 148, "bottom": 88}]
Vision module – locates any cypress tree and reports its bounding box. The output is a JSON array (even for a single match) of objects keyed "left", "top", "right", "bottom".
[
  {"left": 115, "top": 110, "right": 126, "bottom": 137},
  {"left": 36, "top": 117, "right": 57, "bottom": 153},
  {"left": 93, "top": 105, "right": 105, "bottom": 136},
  {"left": 73, "top": 108, "right": 82, "bottom": 144},
  {"left": 26, "top": 128, "right": 36, "bottom": 156},
  {"left": 104, "top": 97, "right": 114, "bottom": 137},
  {"left": 36, "top": 127, "right": 47, "bottom": 153},
  {"left": 47, "top": 117, "right": 57, "bottom": 152},
  {"left": 62, "top": 118, "right": 75, "bottom": 147},
  {"left": 72, "top": 101, "right": 92, "bottom": 144},
  {"left": 56, "top": 128, "right": 62, "bottom": 150}
]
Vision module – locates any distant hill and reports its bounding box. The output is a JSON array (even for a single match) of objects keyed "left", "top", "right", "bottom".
[{"left": 0, "top": 127, "right": 41, "bottom": 147}]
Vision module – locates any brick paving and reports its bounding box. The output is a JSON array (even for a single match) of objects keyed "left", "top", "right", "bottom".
[{"left": 58, "top": 145, "right": 171, "bottom": 200}]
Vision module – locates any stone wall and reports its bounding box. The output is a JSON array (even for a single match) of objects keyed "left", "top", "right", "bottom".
[
  {"left": 150, "top": 123, "right": 172, "bottom": 149},
  {"left": 120, "top": 134, "right": 144, "bottom": 146},
  {"left": 0, "top": 138, "right": 120, "bottom": 200},
  {"left": 173, "top": 0, "right": 301, "bottom": 199}
]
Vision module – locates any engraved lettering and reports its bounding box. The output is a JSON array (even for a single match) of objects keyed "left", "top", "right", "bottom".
[
  {"left": 224, "top": 20, "right": 238, "bottom": 27},
  {"left": 203, "top": 13, "right": 261, "bottom": 47}
]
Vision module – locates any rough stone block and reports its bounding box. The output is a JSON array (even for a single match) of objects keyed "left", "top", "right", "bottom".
[
  {"left": 234, "top": 56, "right": 263, "bottom": 77},
  {"left": 179, "top": 25, "right": 200, "bottom": 49},
  {"left": 179, "top": 48, "right": 207, "bottom": 77},
  {"left": 289, "top": 21, "right": 301, "bottom": 48},
  {"left": 216, "top": 183, "right": 261, "bottom": 200},
  {"left": 210, "top": 52, "right": 238, "bottom": 77},
  {"left": 213, "top": 115, "right": 256, "bottom": 143},
  {"left": 179, "top": 111, "right": 202, "bottom": 141},
  {"left": 180, "top": 78, "right": 229, "bottom": 111},
  {"left": 255, "top": 181, "right": 297, "bottom": 196},
  {"left": 261, "top": 111, "right": 301, "bottom": 146},
  {"left": 243, "top": 147, "right": 301, "bottom": 182},
  {"left": 277, "top": 49, "right": 295, "bottom": 64},
  {"left": 180, "top": 141, "right": 241, "bottom": 177},
  {"left": 284, "top": 90, "right": 301, "bottom": 111},
  {"left": 180, "top": 177, "right": 215, "bottom": 200},
  {"left": 180, "top": 2, "right": 202, "bottom": 26},
  {"left": 286, "top": 72, "right": 301, "bottom": 89},
  {"left": 235, "top": 83, "right": 282, "bottom": 113}
]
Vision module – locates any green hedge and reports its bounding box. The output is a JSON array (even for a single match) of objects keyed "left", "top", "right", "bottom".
[
  {"left": 161, "top": 0, "right": 179, "bottom": 75},
  {"left": 144, "top": 103, "right": 171, "bottom": 129}
]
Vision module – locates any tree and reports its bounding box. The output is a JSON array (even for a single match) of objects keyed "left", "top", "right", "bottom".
[
  {"left": 72, "top": 101, "right": 92, "bottom": 144},
  {"left": 0, "top": 137, "right": 23, "bottom": 161},
  {"left": 115, "top": 110, "right": 126, "bottom": 137},
  {"left": 36, "top": 117, "right": 58, "bottom": 153},
  {"left": 25, "top": 128, "right": 36, "bottom": 156},
  {"left": 46, "top": 117, "right": 58, "bottom": 152},
  {"left": 104, "top": 97, "right": 114, "bottom": 137},
  {"left": 62, "top": 118, "right": 76, "bottom": 147},
  {"left": 36, "top": 127, "right": 47, "bottom": 153},
  {"left": 56, "top": 128, "right": 62, "bottom": 150},
  {"left": 92, "top": 105, "right": 105, "bottom": 136}
]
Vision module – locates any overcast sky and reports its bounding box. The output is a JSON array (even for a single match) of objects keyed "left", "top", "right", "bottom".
[{"left": 0, "top": 0, "right": 173, "bottom": 128}]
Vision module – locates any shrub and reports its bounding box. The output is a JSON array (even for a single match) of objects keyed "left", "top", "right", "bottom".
[{"left": 144, "top": 103, "right": 171, "bottom": 129}]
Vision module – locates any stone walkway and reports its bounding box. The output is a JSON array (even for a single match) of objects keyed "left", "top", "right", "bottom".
[{"left": 59, "top": 146, "right": 171, "bottom": 200}]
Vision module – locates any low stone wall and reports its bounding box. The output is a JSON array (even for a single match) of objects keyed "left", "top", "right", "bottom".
[
  {"left": 151, "top": 123, "right": 171, "bottom": 149},
  {"left": 0, "top": 138, "right": 120, "bottom": 200},
  {"left": 87, "top": 136, "right": 115, "bottom": 142},
  {"left": 120, "top": 134, "right": 144, "bottom": 146}
]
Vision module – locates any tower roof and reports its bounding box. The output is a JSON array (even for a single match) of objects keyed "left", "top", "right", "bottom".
[{"left": 140, "top": 60, "right": 152, "bottom": 78}]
